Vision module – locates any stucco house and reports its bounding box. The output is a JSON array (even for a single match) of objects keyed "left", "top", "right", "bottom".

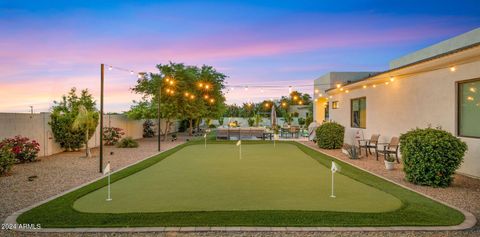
[{"left": 313, "top": 28, "right": 480, "bottom": 178}]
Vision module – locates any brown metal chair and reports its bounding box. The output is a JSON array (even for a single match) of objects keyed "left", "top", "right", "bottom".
[
  {"left": 377, "top": 137, "right": 400, "bottom": 163},
  {"left": 358, "top": 134, "right": 380, "bottom": 159}
]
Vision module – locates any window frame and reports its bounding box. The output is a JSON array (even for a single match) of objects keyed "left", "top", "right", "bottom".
[
  {"left": 457, "top": 77, "right": 480, "bottom": 139},
  {"left": 332, "top": 101, "right": 339, "bottom": 109},
  {"left": 350, "top": 97, "right": 366, "bottom": 129}
]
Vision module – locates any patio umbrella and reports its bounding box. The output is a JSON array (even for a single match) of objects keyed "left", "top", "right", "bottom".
[{"left": 270, "top": 105, "right": 277, "bottom": 128}]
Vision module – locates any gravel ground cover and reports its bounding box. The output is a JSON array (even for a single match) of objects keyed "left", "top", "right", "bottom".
[
  {"left": 1, "top": 139, "right": 479, "bottom": 237},
  {"left": 0, "top": 137, "right": 185, "bottom": 224}
]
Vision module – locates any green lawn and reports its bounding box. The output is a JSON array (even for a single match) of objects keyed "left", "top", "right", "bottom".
[
  {"left": 17, "top": 141, "right": 465, "bottom": 227},
  {"left": 73, "top": 143, "right": 401, "bottom": 213}
]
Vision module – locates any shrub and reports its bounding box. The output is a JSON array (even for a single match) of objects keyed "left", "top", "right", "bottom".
[
  {"left": 50, "top": 88, "right": 99, "bottom": 151},
  {"left": 143, "top": 120, "right": 155, "bottom": 138},
  {"left": 116, "top": 137, "right": 139, "bottom": 148},
  {"left": 316, "top": 122, "right": 344, "bottom": 149},
  {"left": 400, "top": 127, "right": 467, "bottom": 187},
  {"left": 298, "top": 117, "right": 306, "bottom": 126},
  {"left": 0, "top": 136, "right": 40, "bottom": 162},
  {"left": 247, "top": 118, "right": 255, "bottom": 127},
  {"left": 208, "top": 124, "right": 217, "bottom": 128},
  {"left": 103, "top": 127, "right": 125, "bottom": 145},
  {"left": 218, "top": 117, "right": 224, "bottom": 126},
  {"left": 0, "top": 145, "right": 16, "bottom": 175}
]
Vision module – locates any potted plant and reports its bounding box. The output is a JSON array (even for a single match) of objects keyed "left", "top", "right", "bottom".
[{"left": 384, "top": 155, "right": 395, "bottom": 170}]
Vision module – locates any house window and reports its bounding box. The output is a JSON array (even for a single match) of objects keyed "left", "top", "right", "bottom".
[
  {"left": 351, "top": 97, "right": 366, "bottom": 128},
  {"left": 332, "top": 101, "right": 339, "bottom": 109},
  {"left": 458, "top": 79, "right": 480, "bottom": 138}
]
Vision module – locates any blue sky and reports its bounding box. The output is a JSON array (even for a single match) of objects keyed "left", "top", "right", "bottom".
[{"left": 1, "top": 0, "right": 479, "bottom": 112}]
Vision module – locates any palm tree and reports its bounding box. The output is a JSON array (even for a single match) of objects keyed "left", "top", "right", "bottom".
[{"left": 72, "top": 105, "right": 98, "bottom": 158}]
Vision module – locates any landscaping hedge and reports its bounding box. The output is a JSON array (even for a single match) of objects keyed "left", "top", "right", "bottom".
[
  {"left": 316, "top": 122, "right": 344, "bottom": 149},
  {"left": 400, "top": 127, "right": 467, "bottom": 187}
]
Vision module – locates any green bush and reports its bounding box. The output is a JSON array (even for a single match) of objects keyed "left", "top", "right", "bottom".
[
  {"left": 0, "top": 145, "right": 16, "bottom": 175},
  {"left": 298, "top": 118, "right": 306, "bottom": 126},
  {"left": 116, "top": 137, "right": 139, "bottom": 148},
  {"left": 316, "top": 122, "right": 344, "bottom": 149},
  {"left": 400, "top": 127, "right": 467, "bottom": 187},
  {"left": 247, "top": 118, "right": 255, "bottom": 127}
]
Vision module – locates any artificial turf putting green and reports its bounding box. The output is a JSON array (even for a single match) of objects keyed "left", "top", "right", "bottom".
[
  {"left": 17, "top": 141, "right": 465, "bottom": 227},
  {"left": 73, "top": 143, "right": 402, "bottom": 213}
]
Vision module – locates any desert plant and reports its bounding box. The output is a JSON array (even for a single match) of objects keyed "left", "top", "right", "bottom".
[
  {"left": 400, "top": 127, "right": 467, "bottom": 187},
  {"left": 316, "top": 122, "right": 345, "bottom": 149},
  {"left": 143, "top": 120, "right": 155, "bottom": 138},
  {"left": 342, "top": 144, "right": 359, "bottom": 159},
  {"left": 0, "top": 136, "right": 40, "bottom": 162},
  {"left": 72, "top": 105, "right": 99, "bottom": 158},
  {"left": 247, "top": 118, "right": 255, "bottom": 127},
  {"left": 0, "top": 145, "right": 16, "bottom": 175},
  {"left": 50, "top": 88, "right": 99, "bottom": 151},
  {"left": 103, "top": 127, "right": 125, "bottom": 145},
  {"left": 116, "top": 137, "right": 139, "bottom": 148}
]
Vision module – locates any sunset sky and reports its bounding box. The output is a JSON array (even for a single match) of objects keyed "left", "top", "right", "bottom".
[{"left": 1, "top": 0, "right": 479, "bottom": 113}]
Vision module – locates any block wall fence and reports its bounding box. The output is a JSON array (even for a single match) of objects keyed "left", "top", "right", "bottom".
[{"left": 0, "top": 113, "right": 177, "bottom": 157}]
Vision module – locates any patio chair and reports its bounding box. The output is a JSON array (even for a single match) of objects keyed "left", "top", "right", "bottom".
[
  {"left": 376, "top": 137, "right": 400, "bottom": 163},
  {"left": 289, "top": 126, "right": 300, "bottom": 138},
  {"left": 358, "top": 134, "right": 380, "bottom": 159}
]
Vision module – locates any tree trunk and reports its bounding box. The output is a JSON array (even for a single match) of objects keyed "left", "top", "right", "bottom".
[
  {"left": 189, "top": 119, "right": 193, "bottom": 136},
  {"left": 85, "top": 129, "right": 91, "bottom": 158},
  {"left": 163, "top": 119, "right": 171, "bottom": 141}
]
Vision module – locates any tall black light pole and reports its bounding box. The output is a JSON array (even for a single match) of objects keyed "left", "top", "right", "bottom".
[
  {"left": 158, "top": 83, "right": 161, "bottom": 152},
  {"left": 99, "top": 64, "right": 104, "bottom": 173}
]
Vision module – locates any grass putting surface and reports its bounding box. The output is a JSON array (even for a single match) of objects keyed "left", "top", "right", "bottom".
[
  {"left": 73, "top": 143, "right": 401, "bottom": 213},
  {"left": 17, "top": 141, "right": 465, "bottom": 227}
]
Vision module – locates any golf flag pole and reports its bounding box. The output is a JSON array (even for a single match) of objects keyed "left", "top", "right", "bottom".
[
  {"left": 273, "top": 134, "right": 279, "bottom": 148},
  {"left": 236, "top": 140, "right": 242, "bottom": 160},
  {"left": 330, "top": 161, "right": 338, "bottom": 198},
  {"left": 103, "top": 162, "right": 112, "bottom": 201},
  {"left": 204, "top": 133, "right": 207, "bottom": 149}
]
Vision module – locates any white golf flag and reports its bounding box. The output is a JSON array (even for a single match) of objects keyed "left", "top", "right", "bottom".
[
  {"left": 236, "top": 140, "right": 241, "bottom": 146},
  {"left": 103, "top": 162, "right": 111, "bottom": 175},
  {"left": 204, "top": 133, "right": 207, "bottom": 138},
  {"left": 274, "top": 134, "right": 279, "bottom": 140},
  {"left": 331, "top": 161, "right": 339, "bottom": 173}
]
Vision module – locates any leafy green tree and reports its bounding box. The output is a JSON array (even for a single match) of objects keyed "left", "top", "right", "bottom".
[
  {"left": 72, "top": 105, "right": 99, "bottom": 157},
  {"left": 128, "top": 62, "right": 226, "bottom": 138},
  {"left": 50, "top": 88, "right": 99, "bottom": 151}
]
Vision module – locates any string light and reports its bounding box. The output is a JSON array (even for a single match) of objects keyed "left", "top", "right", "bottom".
[
  {"left": 198, "top": 82, "right": 204, "bottom": 88},
  {"left": 336, "top": 84, "right": 341, "bottom": 88},
  {"left": 363, "top": 85, "right": 367, "bottom": 89},
  {"left": 108, "top": 65, "right": 113, "bottom": 71},
  {"left": 209, "top": 98, "right": 215, "bottom": 103},
  {"left": 204, "top": 95, "right": 209, "bottom": 99},
  {"left": 298, "top": 101, "right": 303, "bottom": 105},
  {"left": 318, "top": 94, "right": 322, "bottom": 97},
  {"left": 288, "top": 86, "right": 292, "bottom": 93},
  {"left": 340, "top": 88, "right": 344, "bottom": 91},
  {"left": 314, "top": 99, "right": 318, "bottom": 102},
  {"left": 385, "top": 82, "right": 389, "bottom": 85},
  {"left": 450, "top": 67, "right": 456, "bottom": 72},
  {"left": 205, "top": 84, "right": 210, "bottom": 89},
  {"left": 345, "top": 90, "right": 350, "bottom": 93},
  {"left": 373, "top": 84, "right": 377, "bottom": 88},
  {"left": 190, "top": 95, "right": 195, "bottom": 99},
  {"left": 390, "top": 76, "right": 395, "bottom": 82},
  {"left": 315, "top": 89, "right": 319, "bottom": 93}
]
